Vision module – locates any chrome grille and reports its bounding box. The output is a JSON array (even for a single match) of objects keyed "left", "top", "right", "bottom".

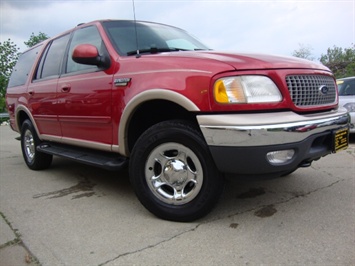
[{"left": 286, "top": 75, "right": 336, "bottom": 107}]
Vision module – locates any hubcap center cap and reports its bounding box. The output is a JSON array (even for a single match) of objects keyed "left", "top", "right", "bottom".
[{"left": 163, "top": 159, "right": 188, "bottom": 186}]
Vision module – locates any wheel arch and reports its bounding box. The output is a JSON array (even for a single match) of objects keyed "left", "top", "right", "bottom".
[
  {"left": 15, "top": 105, "right": 40, "bottom": 137},
  {"left": 118, "top": 89, "right": 201, "bottom": 156}
]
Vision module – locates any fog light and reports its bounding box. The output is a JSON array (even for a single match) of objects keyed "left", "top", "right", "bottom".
[{"left": 267, "top": 149, "right": 295, "bottom": 164}]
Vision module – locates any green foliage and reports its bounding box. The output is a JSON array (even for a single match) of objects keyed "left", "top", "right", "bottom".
[
  {"left": 0, "top": 97, "right": 6, "bottom": 116},
  {"left": 24, "top": 32, "right": 49, "bottom": 48},
  {"left": 292, "top": 43, "right": 315, "bottom": 61},
  {"left": 320, "top": 44, "right": 355, "bottom": 78},
  {"left": 0, "top": 39, "right": 20, "bottom": 111}
]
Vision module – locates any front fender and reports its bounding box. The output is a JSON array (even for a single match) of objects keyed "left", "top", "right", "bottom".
[{"left": 117, "top": 89, "right": 201, "bottom": 156}]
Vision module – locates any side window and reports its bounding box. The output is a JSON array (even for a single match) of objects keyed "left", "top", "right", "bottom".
[
  {"left": 66, "top": 26, "right": 103, "bottom": 73},
  {"left": 7, "top": 45, "right": 42, "bottom": 88},
  {"left": 344, "top": 80, "right": 355, "bottom": 95},
  {"left": 36, "top": 34, "right": 70, "bottom": 80}
]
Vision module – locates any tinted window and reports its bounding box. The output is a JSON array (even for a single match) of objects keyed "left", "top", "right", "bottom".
[
  {"left": 37, "top": 34, "right": 70, "bottom": 79},
  {"left": 338, "top": 78, "right": 355, "bottom": 96},
  {"left": 102, "top": 21, "right": 209, "bottom": 56},
  {"left": 7, "top": 45, "right": 42, "bottom": 88},
  {"left": 66, "top": 26, "right": 103, "bottom": 73}
]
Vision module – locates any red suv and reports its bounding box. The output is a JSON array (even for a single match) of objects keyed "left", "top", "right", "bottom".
[{"left": 6, "top": 20, "right": 349, "bottom": 221}]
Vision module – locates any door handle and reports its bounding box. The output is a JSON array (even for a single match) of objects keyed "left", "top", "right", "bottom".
[{"left": 61, "top": 85, "right": 71, "bottom": 92}]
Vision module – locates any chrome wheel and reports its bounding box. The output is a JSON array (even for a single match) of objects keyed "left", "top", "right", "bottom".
[
  {"left": 130, "top": 120, "right": 224, "bottom": 222},
  {"left": 24, "top": 129, "right": 35, "bottom": 162},
  {"left": 20, "top": 119, "right": 52, "bottom": 170},
  {"left": 145, "top": 142, "right": 203, "bottom": 205}
]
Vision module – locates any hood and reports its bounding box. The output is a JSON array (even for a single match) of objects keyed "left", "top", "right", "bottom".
[{"left": 171, "top": 51, "right": 330, "bottom": 72}]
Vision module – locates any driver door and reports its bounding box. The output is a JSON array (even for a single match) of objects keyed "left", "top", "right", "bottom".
[{"left": 57, "top": 26, "right": 113, "bottom": 149}]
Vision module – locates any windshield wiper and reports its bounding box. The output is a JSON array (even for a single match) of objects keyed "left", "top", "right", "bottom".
[{"left": 126, "top": 47, "right": 190, "bottom": 56}]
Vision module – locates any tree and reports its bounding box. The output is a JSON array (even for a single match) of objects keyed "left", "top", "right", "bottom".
[
  {"left": 24, "top": 32, "right": 49, "bottom": 48},
  {"left": 0, "top": 39, "right": 20, "bottom": 112},
  {"left": 320, "top": 44, "right": 355, "bottom": 78},
  {"left": 292, "top": 43, "right": 315, "bottom": 61}
]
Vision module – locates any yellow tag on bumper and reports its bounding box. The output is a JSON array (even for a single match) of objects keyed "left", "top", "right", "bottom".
[{"left": 334, "top": 128, "right": 349, "bottom": 152}]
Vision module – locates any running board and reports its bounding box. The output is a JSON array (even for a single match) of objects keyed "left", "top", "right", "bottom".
[{"left": 37, "top": 143, "right": 128, "bottom": 171}]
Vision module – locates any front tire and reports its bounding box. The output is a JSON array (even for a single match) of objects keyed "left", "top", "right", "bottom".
[
  {"left": 21, "top": 119, "right": 52, "bottom": 170},
  {"left": 129, "top": 120, "right": 224, "bottom": 222}
]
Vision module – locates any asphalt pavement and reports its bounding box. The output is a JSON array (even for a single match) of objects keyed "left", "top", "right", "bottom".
[{"left": 0, "top": 124, "right": 354, "bottom": 266}]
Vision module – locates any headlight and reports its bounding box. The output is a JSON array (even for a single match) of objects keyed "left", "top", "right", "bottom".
[
  {"left": 344, "top": 102, "right": 355, "bottom": 112},
  {"left": 214, "top": 75, "right": 282, "bottom": 104}
]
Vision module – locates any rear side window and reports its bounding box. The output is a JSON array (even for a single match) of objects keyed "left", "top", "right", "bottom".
[
  {"left": 36, "top": 34, "right": 70, "bottom": 80},
  {"left": 7, "top": 45, "right": 42, "bottom": 88}
]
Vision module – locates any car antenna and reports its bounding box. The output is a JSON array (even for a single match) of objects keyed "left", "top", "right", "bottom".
[{"left": 132, "top": 0, "right": 140, "bottom": 58}]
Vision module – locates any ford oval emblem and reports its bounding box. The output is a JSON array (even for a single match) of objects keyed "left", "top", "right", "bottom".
[{"left": 319, "top": 85, "right": 329, "bottom": 95}]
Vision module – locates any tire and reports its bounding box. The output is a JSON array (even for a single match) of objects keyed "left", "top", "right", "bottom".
[
  {"left": 21, "top": 119, "right": 53, "bottom": 170},
  {"left": 129, "top": 120, "right": 224, "bottom": 222}
]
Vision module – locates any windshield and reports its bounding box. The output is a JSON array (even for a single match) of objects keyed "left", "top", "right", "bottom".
[
  {"left": 102, "top": 20, "right": 209, "bottom": 56},
  {"left": 337, "top": 78, "right": 355, "bottom": 96}
]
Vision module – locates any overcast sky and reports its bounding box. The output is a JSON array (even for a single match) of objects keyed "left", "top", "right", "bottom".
[{"left": 1, "top": 0, "right": 354, "bottom": 60}]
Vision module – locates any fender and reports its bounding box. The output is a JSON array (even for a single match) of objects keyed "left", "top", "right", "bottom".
[
  {"left": 117, "top": 89, "right": 201, "bottom": 156},
  {"left": 15, "top": 105, "right": 63, "bottom": 144},
  {"left": 15, "top": 105, "right": 39, "bottom": 136}
]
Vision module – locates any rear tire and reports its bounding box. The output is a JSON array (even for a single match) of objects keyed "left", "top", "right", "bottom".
[
  {"left": 21, "top": 119, "right": 52, "bottom": 170},
  {"left": 129, "top": 120, "right": 224, "bottom": 222}
]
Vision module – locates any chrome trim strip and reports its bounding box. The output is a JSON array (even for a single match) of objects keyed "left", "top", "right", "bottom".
[{"left": 197, "top": 109, "right": 349, "bottom": 147}]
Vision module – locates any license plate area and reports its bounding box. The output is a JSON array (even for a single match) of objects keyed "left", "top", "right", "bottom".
[{"left": 333, "top": 128, "right": 349, "bottom": 152}]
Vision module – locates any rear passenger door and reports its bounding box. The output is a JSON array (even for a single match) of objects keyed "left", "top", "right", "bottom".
[
  {"left": 57, "top": 26, "right": 113, "bottom": 148},
  {"left": 29, "top": 34, "right": 70, "bottom": 138}
]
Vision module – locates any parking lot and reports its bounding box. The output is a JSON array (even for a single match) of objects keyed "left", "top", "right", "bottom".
[{"left": 1, "top": 124, "right": 354, "bottom": 265}]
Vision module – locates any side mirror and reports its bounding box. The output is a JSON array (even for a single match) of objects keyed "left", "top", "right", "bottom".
[{"left": 72, "top": 44, "right": 110, "bottom": 69}]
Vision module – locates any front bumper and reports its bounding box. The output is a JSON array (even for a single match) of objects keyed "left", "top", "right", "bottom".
[{"left": 197, "top": 109, "right": 349, "bottom": 175}]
